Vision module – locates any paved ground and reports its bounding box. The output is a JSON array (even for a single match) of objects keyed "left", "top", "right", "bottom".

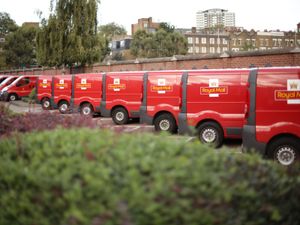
[{"left": 1, "top": 100, "right": 242, "bottom": 152}]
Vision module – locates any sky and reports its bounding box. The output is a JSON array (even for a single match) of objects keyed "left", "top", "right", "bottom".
[{"left": 1, "top": 0, "right": 299, "bottom": 34}]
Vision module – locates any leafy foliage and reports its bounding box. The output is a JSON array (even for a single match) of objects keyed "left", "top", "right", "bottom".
[
  {"left": 36, "top": 0, "right": 103, "bottom": 67},
  {"left": 3, "top": 26, "right": 37, "bottom": 68},
  {"left": 98, "top": 22, "right": 127, "bottom": 40},
  {"left": 0, "top": 105, "right": 97, "bottom": 137},
  {"left": 130, "top": 24, "right": 188, "bottom": 58},
  {"left": 0, "top": 128, "right": 299, "bottom": 225},
  {"left": 0, "top": 12, "right": 18, "bottom": 35}
]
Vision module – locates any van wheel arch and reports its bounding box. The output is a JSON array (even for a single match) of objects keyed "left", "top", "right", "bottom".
[
  {"left": 196, "top": 120, "right": 224, "bottom": 148},
  {"left": 153, "top": 111, "right": 177, "bottom": 134},
  {"left": 267, "top": 134, "right": 300, "bottom": 166}
]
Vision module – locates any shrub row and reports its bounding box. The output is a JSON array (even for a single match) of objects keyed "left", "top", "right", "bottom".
[
  {"left": 0, "top": 104, "right": 97, "bottom": 137},
  {"left": 0, "top": 128, "right": 299, "bottom": 225}
]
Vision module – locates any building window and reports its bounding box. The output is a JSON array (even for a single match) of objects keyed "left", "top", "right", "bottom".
[
  {"left": 201, "top": 47, "right": 207, "bottom": 53},
  {"left": 210, "top": 47, "right": 215, "bottom": 53},
  {"left": 272, "top": 39, "right": 278, "bottom": 47},
  {"left": 237, "top": 39, "right": 242, "bottom": 46},
  {"left": 290, "top": 39, "right": 294, "bottom": 46},
  {"left": 223, "top": 47, "right": 228, "bottom": 52},
  {"left": 232, "top": 38, "right": 237, "bottom": 46},
  {"left": 195, "top": 47, "right": 200, "bottom": 53},
  {"left": 285, "top": 39, "right": 290, "bottom": 46},
  {"left": 217, "top": 47, "right": 221, "bottom": 53},
  {"left": 195, "top": 38, "right": 199, "bottom": 44},
  {"left": 201, "top": 37, "right": 206, "bottom": 44},
  {"left": 278, "top": 39, "right": 282, "bottom": 47},
  {"left": 143, "top": 23, "right": 148, "bottom": 28},
  {"left": 188, "top": 37, "right": 193, "bottom": 44},
  {"left": 260, "top": 39, "right": 265, "bottom": 46},
  {"left": 210, "top": 38, "right": 215, "bottom": 44},
  {"left": 188, "top": 47, "right": 193, "bottom": 53},
  {"left": 223, "top": 38, "right": 228, "bottom": 45},
  {"left": 251, "top": 39, "right": 256, "bottom": 47},
  {"left": 265, "top": 39, "right": 269, "bottom": 47}
]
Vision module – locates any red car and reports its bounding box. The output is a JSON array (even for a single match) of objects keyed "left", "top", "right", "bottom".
[
  {"left": 73, "top": 73, "right": 103, "bottom": 116},
  {"left": 36, "top": 75, "right": 54, "bottom": 110},
  {"left": 243, "top": 67, "right": 300, "bottom": 165},
  {"left": 53, "top": 75, "right": 73, "bottom": 114},
  {"left": 0, "top": 75, "right": 37, "bottom": 101},
  {"left": 178, "top": 69, "right": 250, "bottom": 147},
  {"left": 140, "top": 70, "right": 183, "bottom": 133},
  {"left": 100, "top": 71, "right": 144, "bottom": 124}
]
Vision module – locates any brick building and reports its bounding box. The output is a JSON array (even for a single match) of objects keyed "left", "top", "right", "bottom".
[
  {"left": 131, "top": 17, "right": 160, "bottom": 35},
  {"left": 185, "top": 27, "right": 300, "bottom": 55}
]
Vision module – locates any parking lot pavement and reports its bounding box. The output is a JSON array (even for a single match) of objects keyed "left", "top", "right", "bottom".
[{"left": 1, "top": 101, "right": 242, "bottom": 151}]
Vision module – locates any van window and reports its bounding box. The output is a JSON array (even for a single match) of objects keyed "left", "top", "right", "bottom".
[{"left": 16, "top": 78, "right": 30, "bottom": 87}]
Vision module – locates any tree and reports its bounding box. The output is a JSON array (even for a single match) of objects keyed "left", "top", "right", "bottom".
[
  {"left": 36, "top": 0, "right": 103, "bottom": 67},
  {"left": 130, "top": 24, "right": 188, "bottom": 58},
  {"left": 98, "top": 22, "right": 127, "bottom": 40},
  {"left": 0, "top": 12, "right": 18, "bottom": 35},
  {"left": 4, "top": 26, "right": 37, "bottom": 68}
]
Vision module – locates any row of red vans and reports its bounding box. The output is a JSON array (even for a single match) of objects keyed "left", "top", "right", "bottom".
[
  {"left": 1, "top": 68, "right": 299, "bottom": 165},
  {"left": 0, "top": 75, "right": 37, "bottom": 101}
]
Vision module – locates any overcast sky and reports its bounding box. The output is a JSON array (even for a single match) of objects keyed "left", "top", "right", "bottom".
[{"left": 1, "top": 0, "right": 299, "bottom": 34}]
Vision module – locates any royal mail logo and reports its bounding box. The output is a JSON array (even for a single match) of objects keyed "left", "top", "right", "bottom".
[
  {"left": 275, "top": 90, "right": 300, "bottom": 100},
  {"left": 200, "top": 87, "right": 228, "bottom": 95},
  {"left": 76, "top": 83, "right": 91, "bottom": 89},
  {"left": 151, "top": 85, "right": 173, "bottom": 92},
  {"left": 108, "top": 84, "right": 126, "bottom": 90},
  {"left": 39, "top": 83, "right": 50, "bottom": 88},
  {"left": 55, "top": 83, "right": 68, "bottom": 89},
  {"left": 275, "top": 79, "right": 300, "bottom": 104}
]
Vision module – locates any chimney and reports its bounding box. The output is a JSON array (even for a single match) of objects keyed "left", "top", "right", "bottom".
[{"left": 192, "top": 27, "right": 197, "bottom": 33}]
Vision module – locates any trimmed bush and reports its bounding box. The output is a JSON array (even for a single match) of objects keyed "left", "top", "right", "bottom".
[
  {"left": 0, "top": 105, "right": 97, "bottom": 137},
  {"left": 0, "top": 128, "right": 299, "bottom": 225}
]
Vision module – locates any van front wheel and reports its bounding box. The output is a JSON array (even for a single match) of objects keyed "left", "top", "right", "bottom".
[
  {"left": 80, "top": 103, "right": 93, "bottom": 116},
  {"left": 42, "top": 98, "right": 51, "bottom": 110},
  {"left": 112, "top": 107, "right": 129, "bottom": 125},
  {"left": 8, "top": 93, "right": 18, "bottom": 102},
  {"left": 58, "top": 101, "right": 70, "bottom": 114},
  {"left": 197, "top": 122, "right": 224, "bottom": 148},
  {"left": 154, "top": 114, "right": 177, "bottom": 133},
  {"left": 268, "top": 137, "right": 299, "bottom": 166}
]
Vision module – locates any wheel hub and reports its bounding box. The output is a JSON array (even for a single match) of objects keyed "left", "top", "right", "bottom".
[
  {"left": 276, "top": 146, "right": 296, "bottom": 166},
  {"left": 159, "top": 119, "right": 170, "bottom": 131},
  {"left": 83, "top": 107, "right": 91, "bottom": 115},
  {"left": 202, "top": 128, "right": 216, "bottom": 143},
  {"left": 43, "top": 101, "right": 50, "bottom": 108},
  {"left": 116, "top": 112, "right": 124, "bottom": 121},
  {"left": 60, "top": 104, "right": 68, "bottom": 112}
]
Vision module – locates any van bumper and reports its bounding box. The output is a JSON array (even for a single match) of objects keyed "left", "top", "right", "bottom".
[
  {"left": 0, "top": 91, "right": 8, "bottom": 101},
  {"left": 100, "top": 101, "right": 111, "bottom": 117},
  {"left": 178, "top": 113, "right": 194, "bottom": 135},
  {"left": 139, "top": 106, "right": 153, "bottom": 125},
  {"left": 242, "top": 125, "right": 267, "bottom": 155}
]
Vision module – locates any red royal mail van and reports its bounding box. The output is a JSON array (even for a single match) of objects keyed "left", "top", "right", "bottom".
[
  {"left": 0, "top": 76, "right": 18, "bottom": 95},
  {"left": 36, "top": 75, "right": 54, "bottom": 110},
  {"left": 100, "top": 71, "right": 144, "bottom": 124},
  {"left": 0, "top": 75, "right": 11, "bottom": 84},
  {"left": 139, "top": 71, "right": 183, "bottom": 133},
  {"left": 73, "top": 73, "right": 103, "bottom": 116},
  {"left": 243, "top": 67, "right": 300, "bottom": 166},
  {"left": 53, "top": 75, "right": 73, "bottom": 114},
  {"left": 178, "top": 69, "right": 250, "bottom": 147},
  {"left": 1, "top": 75, "right": 37, "bottom": 101}
]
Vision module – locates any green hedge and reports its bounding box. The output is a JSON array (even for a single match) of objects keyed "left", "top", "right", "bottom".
[{"left": 0, "top": 128, "right": 299, "bottom": 225}]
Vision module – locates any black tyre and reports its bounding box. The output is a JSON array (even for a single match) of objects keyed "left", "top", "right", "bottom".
[
  {"left": 80, "top": 103, "right": 93, "bottom": 116},
  {"left": 154, "top": 113, "right": 177, "bottom": 133},
  {"left": 112, "top": 107, "right": 129, "bottom": 125},
  {"left": 197, "top": 122, "right": 224, "bottom": 148},
  {"left": 42, "top": 98, "right": 51, "bottom": 110},
  {"left": 58, "top": 101, "right": 70, "bottom": 114},
  {"left": 8, "top": 93, "right": 18, "bottom": 102},
  {"left": 268, "top": 137, "right": 299, "bottom": 166}
]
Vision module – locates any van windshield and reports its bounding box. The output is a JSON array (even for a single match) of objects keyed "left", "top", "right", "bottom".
[{"left": 0, "top": 77, "right": 17, "bottom": 87}]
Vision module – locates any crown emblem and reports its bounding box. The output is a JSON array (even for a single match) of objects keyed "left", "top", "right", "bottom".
[{"left": 289, "top": 82, "right": 298, "bottom": 89}]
